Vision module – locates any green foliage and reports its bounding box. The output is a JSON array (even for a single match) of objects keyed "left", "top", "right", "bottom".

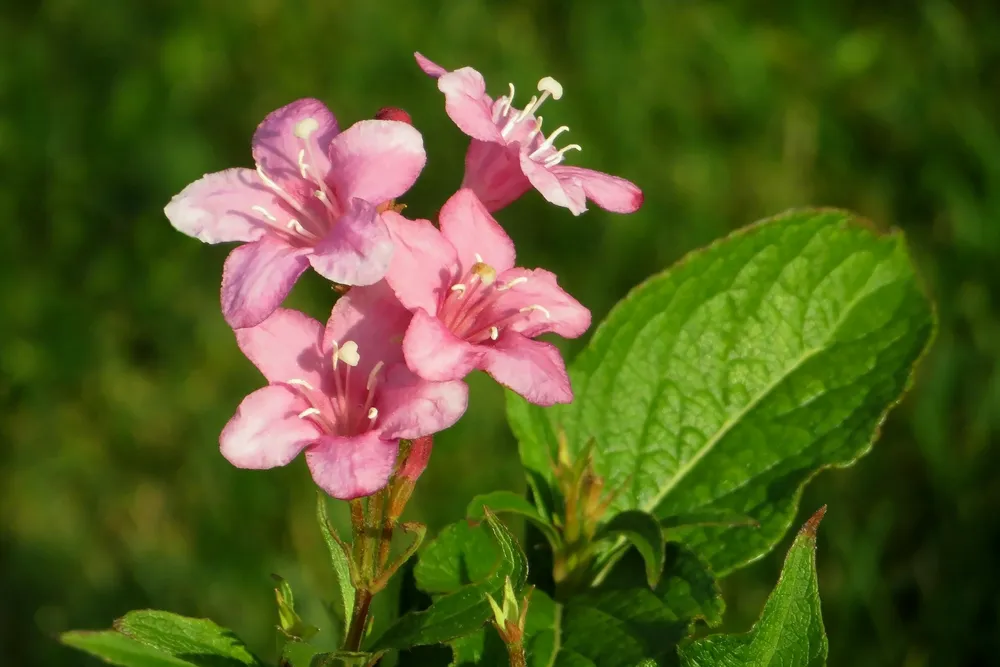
[
  {"left": 317, "top": 494, "right": 356, "bottom": 643},
  {"left": 372, "top": 511, "right": 528, "bottom": 650},
  {"left": 508, "top": 209, "right": 933, "bottom": 574},
  {"left": 60, "top": 611, "right": 262, "bottom": 667},
  {"left": 449, "top": 590, "right": 559, "bottom": 667},
  {"left": 680, "top": 508, "right": 828, "bottom": 667},
  {"left": 595, "top": 510, "right": 665, "bottom": 588},
  {"left": 467, "top": 491, "right": 561, "bottom": 549}
]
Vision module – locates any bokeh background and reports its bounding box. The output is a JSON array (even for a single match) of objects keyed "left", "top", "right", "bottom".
[{"left": 3, "top": 1, "right": 999, "bottom": 665}]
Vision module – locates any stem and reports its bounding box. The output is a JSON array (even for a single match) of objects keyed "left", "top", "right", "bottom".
[
  {"left": 504, "top": 639, "right": 526, "bottom": 667},
  {"left": 344, "top": 588, "right": 373, "bottom": 652}
]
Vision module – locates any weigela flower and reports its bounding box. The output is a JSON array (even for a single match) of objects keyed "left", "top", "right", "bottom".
[
  {"left": 165, "top": 98, "right": 425, "bottom": 329},
  {"left": 415, "top": 53, "right": 642, "bottom": 216},
  {"left": 384, "top": 189, "right": 590, "bottom": 406},
  {"left": 219, "top": 282, "right": 468, "bottom": 500}
]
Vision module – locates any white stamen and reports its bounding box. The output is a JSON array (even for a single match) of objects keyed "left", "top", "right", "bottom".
[
  {"left": 315, "top": 190, "right": 328, "bottom": 201},
  {"left": 489, "top": 326, "right": 499, "bottom": 340},
  {"left": 526, "top": 116, "right": 544, "bottom": 143},
  {"left": 256, "top": 165, "right": 282, "bottom": 192},
  {"left": 544, "top": 144, "right": 582, "bottom": 167},
  {"left": 520, "top": 304, "right": 552, "bottom": 318},
  {"left": 330, "top": 341, "right": 339, "bottom": 369},
  {"left": 537, "top": 76, "right": 563, "bottom": 100},
  {"left": 251, "top": 205, "right": 278, "bottom": 222},
  {"left": 287, "top": 219, "right": 308, "bottom": 235},
  {"left": 298, "top": 149, "right": 309, "bottom": 178},
  {"left": 499, "top": 277, "right": 529, "bottom": 291},
  {"left": 294, "top": 117, "right": 319, "bottom": 139},
  {"left": 475, "top": 253, "right": 484, "bottom": 263},
  {"left": 502, "top": 83, "right": 516, "bottom": 115},
  {"left": 337, "top": 340, "right": 360, "bottom": 367},
  {"left": 529, "top": 126, "right": 572, "bottom": 159},
  {"left": 450, "top": 283, "right": 467, "bottom": 296},
  {"left": 514, "top": 95, "right": 538, "bottom": 123},
  {"left": 366, "top": 361, "right": 384, "bottom": 391},
  {"left": 298, "top": 407, "right": 322, "bottom": 419},
  {"left": 367, "top": 407, "right": 379, "bottom": 421},
  {"left": 287, "top": 379, "right": 315, "bottom": 391}
]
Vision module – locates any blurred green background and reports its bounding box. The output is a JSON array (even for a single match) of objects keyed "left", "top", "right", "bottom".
[{"left": 3, "top": 0, "right": 999, "bottom": 665}]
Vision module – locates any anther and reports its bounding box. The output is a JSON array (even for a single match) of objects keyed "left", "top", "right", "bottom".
[
  {"left": 251, "top": 205, "right": 278, "bottom": 222},
  {"left": 337, "top": 340, "right": 360, "bottom": 367},
  {"left": 286, "top": 379, "right": 315, "bottom": 391},
  {"left": 529, "top": 126, "right": 572, "bottom": 159},
  {"left": 520, "top": 304, "right": 552, "bottom": 318},
  {"left": 471, "top": 262, "right": 497, "bottom": 287},
  {"left": 287, "top": 219, "right": 308, "bottom": 235},
  {"left": 366, "top": 361, "right": 384, "bottom": 391},
  {"left": 298, "top": 407, "right": 322, "bottom": 419},
  {"left": 367, "top": 407, "right": 379, "bottom": 421},
  {"left": 526, "top": 116, "right": 544, "bottom": 143},
  {"left": 450, "top": 283, "right": 467, "bottom": 296},
  {"left": 498, "top": 277, "right": 528, "bottom": 291},
  {"left": 294, "top": 117, "right": 319, "bottom": 139},
  {"left": 544, "top": 144, "right": 582, "bottom": 167},
  {"left": 537, "top": 76, "right": 563, "bottom": 100},
  {"left": 489, "top": 326, "right": 499, "bottom": 340},
  {"left": 475, "top": 253, "right": 484, "bottom": 263}
]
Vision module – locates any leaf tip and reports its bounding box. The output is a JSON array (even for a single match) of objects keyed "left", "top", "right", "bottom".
[{"left": 801, "top": 505, "right": 827, "bottom": 539}]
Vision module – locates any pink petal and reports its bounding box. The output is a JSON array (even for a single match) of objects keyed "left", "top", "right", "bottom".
[
  {"left": 376, "top": 364, "right": 469, "bottom": 440},
  {"left": 494, "top": 268, "right": 591, "bottom": 339},
  {"left": 309, "top": 198, "right": 394, "bottom": 286},
  {"left": 461, "top": 140, "right": 532, "bottom": 213},
  {"left": 220, "top": 385, "right": 320, "bottom": 469},
  {"left": 551, "top": 165, "right": 643, "bottom": 214},
  {"left": 383, "top": 211, "right": 459, "bottom": 314},
  {"left": 221, "top": 238, "right": 311, "bottom": 329},
  {"left": 306, "top": 431, "right": 399, "bottom": 499},
  {"left": 414, "top": 52, "right": 448, "bottom": 78},
  {"left": 327, "top": 120, "right": 426, "bottom": 204},
  {"left": 438, "top": 188, "right": 516, "bottom": 274},
  {"left": 519, "top": 152, "right": 587, "bottom": 215},
  {"left": 322, "top": 280, "right": 411, "bottom": 376},
  {"left": 403, "top": 309, "right": 484, "bottom": 382},
  {"left": 481, "top": 333, "right": 573, "bottom": 406},
  {"left": 437, "top": 68, "right": 503, "bottom": 143},
  {"left": 234, "top": 308, "right": 327, "bottom": 387},
  {"left": 252, "top": 98, "right": 339, "bottom": 194},
  {"left": 164, "top": 168, "right": 277, "bottom": 244}
]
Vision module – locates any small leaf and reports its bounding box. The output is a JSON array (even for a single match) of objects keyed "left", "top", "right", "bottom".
[
  {"left": 467, "top": 490, "right": 561, "bottom": 549},
  {"left": 413, "top": 521, "right": 500, "bottom": 595},
  {"left": 371, "top": 510, "right": 528, "bottom": 650},
  {"left": 112, "top": 611, "right": 263, "bottom": 667},
  {"left": 318, "top": 492, "right": 356, "bottom": 641},
  {"left": 273, "top": 574, "right": 319, "bottom": 641},
  {"left": 508, "top": 209, "right": 934, "bottom": 574},
  {"left": 449, "top": 590, "right": 560, "bottom": 667},
  {"left": 60, "top": 631, "right": 194, "bottom": 667},
  {"left": 679, "top": 507, "right": 828, "bottom": 667},
  {"left": 596, "top": 510, "right": 666, "bottom": 588}
]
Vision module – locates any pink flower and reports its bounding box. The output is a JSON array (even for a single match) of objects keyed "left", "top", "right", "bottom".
[
  {"left": 165, "top": 98, "right": 426, "bottom": 329},
  {"left": 219, "top": 282, "right": 468, "bottom": 500},
  {"left": 384, "top": 188, "right": 591, "bottom": 406},
  {"left": 414, "top": 52, "right": 642, "bottom": 216}
]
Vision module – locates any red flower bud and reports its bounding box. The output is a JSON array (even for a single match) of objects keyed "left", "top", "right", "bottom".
[{"left": 375, "top": 107, "right": 412, "bottom": 125}]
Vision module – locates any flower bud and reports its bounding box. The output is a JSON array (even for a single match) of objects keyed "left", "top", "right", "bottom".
[{"left": 375, "top": 107, "right": 413, "bottom": 124}]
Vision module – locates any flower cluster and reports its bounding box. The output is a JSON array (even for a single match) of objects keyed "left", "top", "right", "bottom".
[{"left": 164, "top": 54, "right": 642, "bottom": 500}]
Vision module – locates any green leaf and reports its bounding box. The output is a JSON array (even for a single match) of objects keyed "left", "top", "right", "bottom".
[
  {"left": 595, "top": 510, "right": 666, "bottom": 588},
  {"left": 467, "top": 490, "right": 561, "bottom": 549},
  {"left": 507, "top": 209, "right": 934, "bottom": 574},
  {"left": 273, "top": 574, "right": 320, "bottom": 642},
  {"left": 318, "top": 492, "right": 356, "bottom": 641},
  {"left": 450, "top": 589, "right": 560, "bottom": 667},
  {"left": 372, "top": 510, "right": 528, "bottom": 650},
  {"left": 61, "top": 611, "right": 263, "bottom": 667},
  {"left": 679, "top": 507, "right": 828, "bottom": 667},
  {"left": 113, "top": 611, "right": 263, "bottom": 667},
  {"left": 60, "top": 631, "right": 195, "bottom": 667},
  {"left": 553, "top": 543, "right": 723, "bottom": 667}
]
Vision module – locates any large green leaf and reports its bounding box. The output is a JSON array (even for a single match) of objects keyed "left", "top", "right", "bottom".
[
  {"left": 317, "top": 493, "right": 355, "bottom": 642},
  {"left": 679, "top": 508, "right": 828, "bottom": 667},
  {"left": 507, "top": 209, "right": 933, "bottom": 573},
  {"left": 61, "top": 611, "right": 263, "bottom": 667},
  {"left": 60, "top": 632, "right": 195, "bottom": 667},
  {"left": 371, "top": 511, "right": 528, "bottom": 650},
  {"left": 554, "top": 544, "right": 723, "bottom": 667}
]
